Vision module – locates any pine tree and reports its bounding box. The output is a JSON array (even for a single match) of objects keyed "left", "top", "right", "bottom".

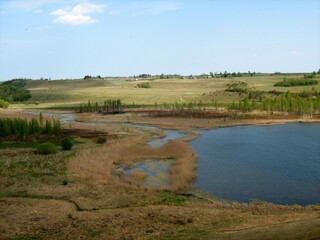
[
  {"left": 44, "top": 120, "right": 53, "bottom": 134},
  {"left": 39, "top": 112, "right": 44, "bottom": 126}
]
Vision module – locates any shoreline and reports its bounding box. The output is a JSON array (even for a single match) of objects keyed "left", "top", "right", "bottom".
[
  {"left": 1, "top": 109, "right": 320, "bottom": 239},
  {"left": 1, "top": 109, "right": 320, "bottom": 205}
]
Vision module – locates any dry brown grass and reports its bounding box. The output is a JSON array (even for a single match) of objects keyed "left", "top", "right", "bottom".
[
  {"left": 124, "top": 169, "right": 147, "bottom": 187},
  {"left": 74, "top": 111, "right": 320, "bottom": 131},
  {"left": 0, "top": 109, "right": 51, "bottom": 122},
  {"left": 1, "top": 197, "right": 319, "bottom": 240},
  {"left": 67, "top": 119, "right": 197, "bottom": 191}
]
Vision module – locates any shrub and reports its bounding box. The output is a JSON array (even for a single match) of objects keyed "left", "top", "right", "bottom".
[
  {"left": 136, "top": 82, "right": 150, "bottom": 88},
  {"left": 96, "top": 136, "right": 107, "bottom": 144},
  {"left": 274, "top": 78, "right": 318, "bottom": 87},
  {"left": 0, "top": 99, "right": 9, "bottom": 108},
  {"left": 36, "top": 142, "right": 57, "bottom": 155},
  {"left": 61, "top": 137, "right": 73, "bottom": 150},
  {"left": 226, "top": 81, "right": 250, "bottom": 93}
]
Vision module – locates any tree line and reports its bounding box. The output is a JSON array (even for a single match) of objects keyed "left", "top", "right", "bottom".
[
  {"left": 0, "top": 79, "right": 31, "bottom": 102},
  {"left": 0, "top": 113, "right": 61, "bottom": 138},
  {"left": 79, "top": 99, "right": 123, "bottom": 114},
  {"left": 227, "top": 91, "right": 320, "bottom": 116},
  {"left": 151, "top": 91, "right": 320, "bottom": 117}
]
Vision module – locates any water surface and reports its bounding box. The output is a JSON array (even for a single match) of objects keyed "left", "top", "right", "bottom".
[
  {"left": 190, "top": 123, "right": 320, "bottom": 205},
  {"left": 148, "top": 130, "right": 186, "bottom": 148}
]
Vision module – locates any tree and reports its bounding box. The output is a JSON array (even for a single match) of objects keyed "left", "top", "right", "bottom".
[
  {"left": 44, "top": 120, "right": 52, "bottom": 134},
  {"left": 39, "top": 112, "right": 44, "bottom": 126},
  {"left": 52, "top": 119, "right": 61, "bottom": 135},
  {"left": 0, "top": 99, "right": 9, "bottom": 108},
  {"left": 0, "top": 79, "right": 31, "bottom": 102},
  {"left": 223, "top": 71, "right": 228, "bottom": 78}
]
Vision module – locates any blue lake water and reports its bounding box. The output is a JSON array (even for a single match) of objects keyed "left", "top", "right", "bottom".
[
  {"left": 190, "top": 123, "right": 320, "bottom": 205},
  {"left": 148, "top": 130, "right": 186, "bottom": 148}
]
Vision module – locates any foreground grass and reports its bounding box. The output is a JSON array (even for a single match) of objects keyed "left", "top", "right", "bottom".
[{"left": 0, "top": 147, "right": 72, "bottom": 198}]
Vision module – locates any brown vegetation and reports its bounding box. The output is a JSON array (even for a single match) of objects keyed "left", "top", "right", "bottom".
[{"left": 1, "top": 109, "right": 320, "bottom": 239}]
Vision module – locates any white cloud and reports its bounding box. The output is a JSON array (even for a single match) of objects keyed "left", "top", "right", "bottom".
[
  {"left": 51, "top": 3, "right": 105, "bottom": 25},
  {"left": 53, "top": 14, "right": 97, "bottom": 25}
]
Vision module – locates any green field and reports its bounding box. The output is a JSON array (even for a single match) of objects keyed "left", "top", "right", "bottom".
[{"left": 21, "top": 74, "right": 320, "bottom": 109}]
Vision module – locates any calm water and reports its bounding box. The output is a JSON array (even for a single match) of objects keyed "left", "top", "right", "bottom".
[
  {"left": 190, "top": 123, "right": 320, "bottom": 205},
  {"left": 148, "top": 130, "right": 186, "bottom": 148}
]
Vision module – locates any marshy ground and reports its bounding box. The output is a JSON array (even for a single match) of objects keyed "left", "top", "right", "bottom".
[{"left": 1, "top": 109, "right": 320, "bottom": 239}]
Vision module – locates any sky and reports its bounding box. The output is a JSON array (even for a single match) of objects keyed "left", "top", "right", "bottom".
[{"left": 0, "top": 0, "right": 319, "bottom": 80}]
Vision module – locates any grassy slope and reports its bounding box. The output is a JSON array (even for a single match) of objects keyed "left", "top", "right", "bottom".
[{"left": 22, "top": 75, "right": 320, "bottom": 108}]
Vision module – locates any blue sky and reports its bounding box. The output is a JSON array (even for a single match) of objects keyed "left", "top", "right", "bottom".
[{"left": 0, "top": 0, "right": 319, "bottom": 80}]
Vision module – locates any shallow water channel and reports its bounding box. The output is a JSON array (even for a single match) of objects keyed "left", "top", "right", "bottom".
[
  {"left": 35, "top": 112, "right": 320, "bottom": 205},
  {"left": 37, "top": 112, "right": 186, "bottom": 188}
]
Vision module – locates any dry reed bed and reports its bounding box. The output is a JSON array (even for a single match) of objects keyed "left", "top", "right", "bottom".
[
  {"left": 68, "top": 132, "right": 197, "bottom": 191},
  {"left": 74, "top": 111, "right": 320, "bottom": 131},
  {"left": 0, "top": 109, "right": 52, "bottom": 121}
]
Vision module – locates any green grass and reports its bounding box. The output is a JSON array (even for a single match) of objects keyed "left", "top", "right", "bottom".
[
  {"left": 36, "top": 142, "right": 58, "bottom": 155},
  {"left": 0, "top": 148, "right": 73, "bottom": 197},
  {"left": 0, "top": 141, "right": 40, "bottom": 149},
  {"left": 160, "top": 227, "right": 209, "bottom": 240},
  {"left": 21, "top": 75, "right": 320, "bottom": 108},
  {"left": 157, "top": 191, "right": 186, "bottom": 205}
]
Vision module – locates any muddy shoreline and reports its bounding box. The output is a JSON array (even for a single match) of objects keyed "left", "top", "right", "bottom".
[{"left": 2, "top": 109, "right": 320, "bottom": 192}]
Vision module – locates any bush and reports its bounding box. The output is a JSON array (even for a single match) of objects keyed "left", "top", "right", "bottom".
[
  {"left": 96, "top": 136, "right": 107, "bottom": 144},
  {"left": 0, "top": 99, "right": 9, "bottom": 108},
  {"left": 274, "top": 78, "right": 318, "bottom": 87},
  {"left": 36, "top": 142, "right": 57, "bottom": 155},
  {"left": 61, "top": 137, "right": 73, "bottom": 150},
  {"left": 136, "top": 82, "right": 150, "bottom": 88}
]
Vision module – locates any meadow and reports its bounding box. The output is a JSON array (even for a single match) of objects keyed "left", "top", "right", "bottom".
[{"left": 22, "top": 74, "right": 320, "bottom": 108}]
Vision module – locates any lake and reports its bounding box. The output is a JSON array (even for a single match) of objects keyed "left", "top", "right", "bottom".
[{"left": 190, "top": 123, "right": 320, "bottom": 205}]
